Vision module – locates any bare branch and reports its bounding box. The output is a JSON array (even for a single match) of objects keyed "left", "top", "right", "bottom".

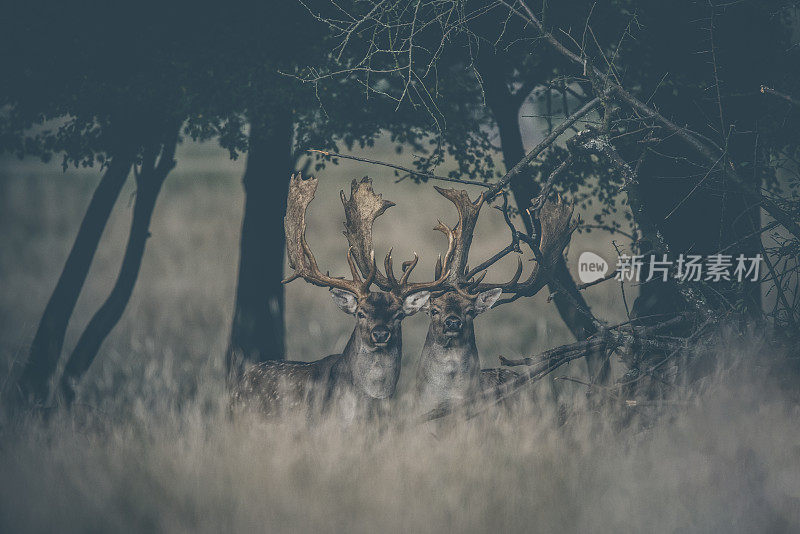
[
  {"left": 307, "top": 149, "right": 491, "bottom": 188},
  {"left": 498, "top": 0, "right": 800, "bottom": 243},
  {"left": 421, "top": 315, "right": 689, "bottom": 422},
  {"left": 485, "top": 97, "right": 601, "bottom": 202}
]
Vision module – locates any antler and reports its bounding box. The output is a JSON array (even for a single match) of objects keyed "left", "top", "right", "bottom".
[
  {"left": 473, "top": 194, "right": 577, "bottom": 302},
  {"left": 434, "top": 186, "right": 484, "bottom": 284},
  {"left": 381, "top": 249, "right": 452, "bottom": 297},
  {"left": 433, "top": 186, "right": 522, "bottom": 297},
  {"left": 340, "top": 177, "right": 396, "bottom": 290},
  {"left": 341, "top": 176, "right": 450, "bottom": 297},
  {"left": 283, "top": 173, "right": 376, "bottom": 298},
  {"left": 430, "top": 182, "right": 576, "bottom": 303}
]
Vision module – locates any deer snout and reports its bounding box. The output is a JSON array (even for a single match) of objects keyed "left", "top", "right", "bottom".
[
  {"left": 370, "top": 326, "right": 391, "bottom": 345},
  {"left": 444, "top": 315, "right": 462, "bottom": 332}
]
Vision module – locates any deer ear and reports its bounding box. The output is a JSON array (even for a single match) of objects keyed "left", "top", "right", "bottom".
[
  {"left": 402, "top": 291, "right": 430, "bottom": 316},
  {"left": 474, "top": 288, "right": 502, "bottom": 314},
  {"left": 330, "top": 289, "right": 358, "bottom": 314}
]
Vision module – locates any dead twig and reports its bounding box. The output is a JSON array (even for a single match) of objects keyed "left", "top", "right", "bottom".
[{"left": 761, "top": 85, "right": 799, "bottom": 107}]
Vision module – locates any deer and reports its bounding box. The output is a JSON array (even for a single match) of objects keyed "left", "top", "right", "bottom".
[
  {"left": 232, "top": 174, "right": 449, "bottom": 421},
  {"left": 415, "top": 185, "right": 577, "bottom": 417}
]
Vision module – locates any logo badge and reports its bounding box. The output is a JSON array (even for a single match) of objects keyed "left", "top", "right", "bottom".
[{"left": 577, "top": 251, "right": 608, "bottom": 284}]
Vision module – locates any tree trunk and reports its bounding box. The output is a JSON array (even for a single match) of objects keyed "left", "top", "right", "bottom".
[
  {"left": 478, "top": 55, "right": 607, "bottom": 380},
  {"left": 490, "top": 95, "right": 598, "bottom": 332},
  {"left": 15, "top": 148, "right": 136, "bottom": 406},
  {"left": 58, "top": 132, "right": 178, "bottom": 405},
  {"left": 226, "top": 110, "right": 294, "bottom": 382},
  {"left": 631, "top": 140, "right": 762, "bottom": 322}
]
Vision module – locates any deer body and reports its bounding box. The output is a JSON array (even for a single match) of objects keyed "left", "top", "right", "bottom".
[
  {"left": 235, "top": 356, "right": 377, "bottom": 423},
  {"left": 235, "top": 289, "right": 429, "bottom": 419},
  {"left": 235, "top": 349, "right": 394, "bottom": 422},
  {"left": 233, "top": 336, "right": 399, "bottom": 421},
  {"left": 234, "top": 354, "right": 341, "bottom": 416}
]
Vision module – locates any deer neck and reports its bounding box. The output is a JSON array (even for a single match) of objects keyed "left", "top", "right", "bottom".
[
  {"left": 416, "top": 324, "right": 481, "bottom": 409},
  {"left": 336, "top": 326, "right": 402, "bottom": 399},
  {"left": 418, "top": 324, "right": 480, "bottom": 380}
]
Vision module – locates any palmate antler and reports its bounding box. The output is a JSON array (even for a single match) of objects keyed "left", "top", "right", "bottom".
[
  {"left": 283, "top": 173, "right": 376, "bottom": 298},
  {"left": 431, "top": 186, "right": 523, "bottom": 298},
  {"left": 285, "top": 174, "right": 449, "bottom": 298},
  {"left": 431, "top": 185, "right": 577, "bottom": 305},
  {"left": 340, "top": 177, "right": 450, "bottom": 297},
  {"left": 433, "top": 187, "right": 485, "bottom": 284},
  {"left": 340, "top": 177, "right": 395, "bottom": 289},
  {"left": 471, "top": 194, "right": 577, "bottom": 303}
]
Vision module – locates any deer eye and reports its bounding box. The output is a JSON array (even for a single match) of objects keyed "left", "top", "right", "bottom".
[
  {"left": 430, "top": 309, "right": 439, "bottom": 316},
  {"left": 357, "top": 311, "right": 367, "bottom": 319}
]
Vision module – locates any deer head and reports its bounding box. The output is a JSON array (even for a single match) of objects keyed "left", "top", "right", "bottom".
[
  {"left": 424, "top": 288, "right": 502, "bottom": 348},
  {"left": 283, "top": 173, "right": 448, "bottom": 398}
]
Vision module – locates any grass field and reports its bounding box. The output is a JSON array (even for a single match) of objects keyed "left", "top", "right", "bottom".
[{"left": 1, "top": 137, "right": 798, "bottom": 533}]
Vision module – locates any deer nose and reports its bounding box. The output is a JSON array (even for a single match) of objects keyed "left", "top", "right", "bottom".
[
  {"left": 444, "top": 315, "right": 462, "bottom": 331},
  {"left": 371, "top": 327, "right": 391, "bottom": 344}
]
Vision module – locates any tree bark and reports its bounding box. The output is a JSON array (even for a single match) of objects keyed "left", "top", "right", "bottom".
[
  {"left": 15, "top": 148, "right": 136, "bottom": 406},
  {"left": 58, "top": 131, "right": 178, "bottom": 405},
  {"left": 226, "top": 110, "right": 294, "bottom": 382}
]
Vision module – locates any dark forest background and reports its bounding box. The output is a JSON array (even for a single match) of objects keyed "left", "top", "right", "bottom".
[{"left": 1, "top": 1, "right": 799, "bottom": 531}]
